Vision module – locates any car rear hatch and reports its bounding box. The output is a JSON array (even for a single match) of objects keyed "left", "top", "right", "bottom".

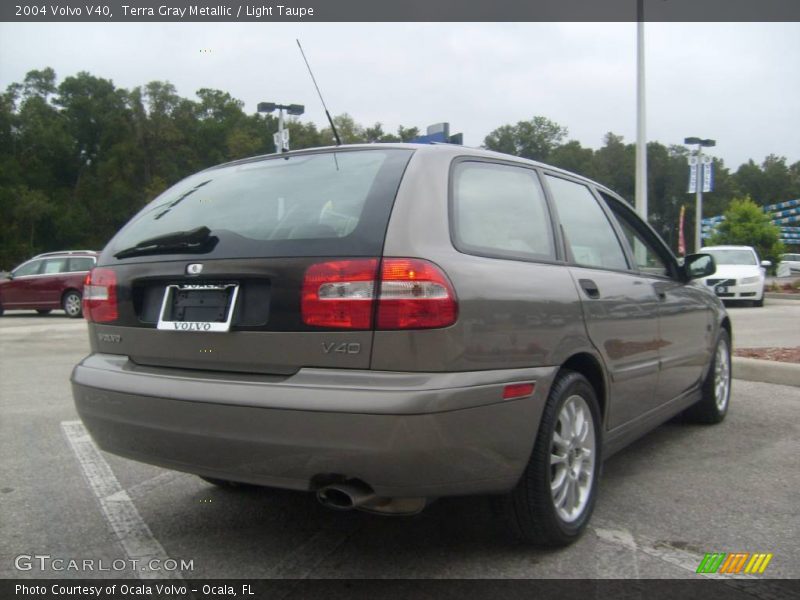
[{"left": 85, "top": 148, "right": 415, "bottom": 375}]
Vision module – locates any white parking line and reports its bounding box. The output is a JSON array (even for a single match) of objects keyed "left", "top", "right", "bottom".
[
  {"left": 126, "top": 471, "right": 185, "bottom": 500},
  {"left": 592, "top": 520, "right": 799, "bottom": 600},
  {"left": 593, "top": 519, "right": 750, "bottom": 580},
  {"left": 61, "top": 420, "right": 183, "bottom": 581}
]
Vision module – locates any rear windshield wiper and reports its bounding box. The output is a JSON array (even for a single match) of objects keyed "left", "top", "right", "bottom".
[{"left": 113, "top": 226, "right": 217, "bottom": 259}]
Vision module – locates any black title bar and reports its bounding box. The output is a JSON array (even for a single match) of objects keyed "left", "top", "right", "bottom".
[{"left": 4, "top": 0, "right": 800, "bottom": 22}]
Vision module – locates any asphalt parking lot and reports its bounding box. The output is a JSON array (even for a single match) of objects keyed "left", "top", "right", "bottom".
[{"left": 0, "top": 302, "right": 798, "bottom": 581}]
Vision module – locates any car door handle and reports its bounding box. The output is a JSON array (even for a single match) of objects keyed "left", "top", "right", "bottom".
[{"left": 579, "top": 278, "right": 600, "bottom": 299}]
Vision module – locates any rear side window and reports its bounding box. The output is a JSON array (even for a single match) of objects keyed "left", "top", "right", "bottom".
[
  {"left": 109, "top": 149, "right": 413, "bottom": 260},
  {"left": 67, "top": 257, "right": 95, "bottom": 272},
  {"left": 546, "top": 176, "right": 628, "bottom": 271},
  {"left": 43, "top": 258, "right": 68, "bottom": 274},
  {"left": 452, "top": 161, "right": 555, "bottom": 261}
]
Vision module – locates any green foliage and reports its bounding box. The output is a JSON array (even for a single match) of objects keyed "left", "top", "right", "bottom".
[
  {"left": 709, "top": 197, "right": 785, "bottom": 268},
  {"left": 484, "top": 116, "right": 567, "bottom": 162},
  {"left": 1, "top": 67, "right": 798, "bottom": 269}
]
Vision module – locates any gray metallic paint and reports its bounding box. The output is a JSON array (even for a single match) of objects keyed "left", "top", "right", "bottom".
[
  {"left": 73, "top": 357, "right": 555, "bottom": 497},
  {"left": 72, "top": 143, "right": 729, "bottom": 498}
]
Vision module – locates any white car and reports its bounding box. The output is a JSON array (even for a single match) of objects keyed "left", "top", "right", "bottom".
[
  {"left": 780, "top": 253, "right": 800, "bottom": 274},
  {"left": 699, "top": 245, "right": 770, "bottom": 307}
]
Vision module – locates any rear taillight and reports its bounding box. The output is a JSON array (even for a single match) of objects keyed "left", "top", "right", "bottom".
[
  {"left": 302, "top": 259, "right": 378, "bottom": 328},
  {"left": 376, "top": 258, "right": 458, "bottom": 330},
  {"left": 301, "top": 258, "right": 457, "bottom": 330},
  {"left": 83, "top": 267, "right": 118, "bottom": 323}
]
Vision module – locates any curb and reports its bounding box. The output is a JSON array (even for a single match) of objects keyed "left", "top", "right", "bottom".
[
  {"left": 732, "top": 356, "right": 800, "bottom": 387},
  {"left": 765, "top": 292, "right": 800, "bottom": 301}
]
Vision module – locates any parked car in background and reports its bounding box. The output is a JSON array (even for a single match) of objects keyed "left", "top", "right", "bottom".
[
  {"left": 698, "top": 245, "right": 769, "bottom": 307},
  {"left": 71, "top": 144, "right": 731, "bottom": 547},
  {"left": 780, "top": 252, "right": 800, "bottom": 274},
  {"left": 0, "top": 251, "right": 98, "bottom": 317}
]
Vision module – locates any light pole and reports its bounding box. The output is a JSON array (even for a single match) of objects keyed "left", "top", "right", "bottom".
[
  {"left": 684, "top": 136, "right": 716, "bottom": 252},
  {"left": 257, "top": 102, "right": 305, "bottom": 153},
  {"left": 635, "top": 0, "right": 647, "bottom": 220}
]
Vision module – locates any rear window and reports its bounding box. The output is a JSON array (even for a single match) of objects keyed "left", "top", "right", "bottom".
[{"left": 108, "top": 149, "right": 413, "bottom": 260}]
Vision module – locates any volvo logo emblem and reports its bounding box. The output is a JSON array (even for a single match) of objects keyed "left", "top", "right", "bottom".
[{"left": 186, "top": 263, "right": 204, "bottom": 276}]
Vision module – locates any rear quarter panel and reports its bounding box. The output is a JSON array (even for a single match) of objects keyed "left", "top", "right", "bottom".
[{"left": 373, "top": 148, "right": 589, "bottom": 373}]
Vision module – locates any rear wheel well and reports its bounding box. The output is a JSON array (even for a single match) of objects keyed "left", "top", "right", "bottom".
[
  {"left": 560, "top": 353, "right": 606, "bottom": 423},
  {"left": 62, "top": 288, "right": 81, "bottom": 301},
  {"left": 720, "top": 316, "right": 732, "bottom": 343}
]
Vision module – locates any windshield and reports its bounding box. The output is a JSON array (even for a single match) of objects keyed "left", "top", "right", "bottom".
[
  {"left": 705, "top": 248, "right": 758, "bottom": 266},
  {"left": 108, "top": 149, "right": 413, "bottom": 260}
]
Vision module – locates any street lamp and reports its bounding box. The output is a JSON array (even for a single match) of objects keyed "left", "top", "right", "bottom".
[
  {"left": 257, "top": 102, "right": 305, "bottom": 153},
  {"left": 684, "top": 137, "right": 716, "bottom": 252}
]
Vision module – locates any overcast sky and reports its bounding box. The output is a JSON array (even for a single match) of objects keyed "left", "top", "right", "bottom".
[{"left": 0, "top": 22, "right": 798, "bottom": 170}]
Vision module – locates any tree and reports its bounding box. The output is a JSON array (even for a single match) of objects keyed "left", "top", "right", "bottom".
[
  {"left": 396, "top": 125, "right": 420, "bottom": 142},
  {"left": 732, "top": 155, "right": 800, "bottom": 207},
  {"left": 483, "top": 116, "right": 567, "bottom": 162},
  {"left": 760, "top": 154, "right": 798, "bottom": 204},
  {"left": 548, "top": 140, "right": 595, "bottom": 178},
  {"left": 709, "top": 197, "right": 784, "bottom": 268},
  {"left": 321, "top": 113, "right": 365, "bottom": 144},
  {"left": 592, "top": 133, "right": 635, "bottom": 200}
]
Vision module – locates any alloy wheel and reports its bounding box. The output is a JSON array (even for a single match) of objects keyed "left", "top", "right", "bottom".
[{"left": 550, "top": 394, "right": 596, "bottom": 523}]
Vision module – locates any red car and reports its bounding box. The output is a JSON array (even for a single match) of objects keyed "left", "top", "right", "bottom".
[{"left": 0, "top": 251, "right": 97, "bottom": 318}]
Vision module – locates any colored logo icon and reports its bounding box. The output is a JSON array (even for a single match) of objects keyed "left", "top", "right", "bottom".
[{"left": 697, "top": 552, "right": 773, "bottom": 574}]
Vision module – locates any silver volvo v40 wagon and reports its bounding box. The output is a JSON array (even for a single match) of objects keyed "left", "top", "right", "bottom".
[{"left": 72, "top": 144, "right": 731, "bottom": 546}]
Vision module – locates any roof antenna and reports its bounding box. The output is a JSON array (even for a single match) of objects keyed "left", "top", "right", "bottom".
[{"left": 297, "top": 39, "right": 341, "bottom": 146}]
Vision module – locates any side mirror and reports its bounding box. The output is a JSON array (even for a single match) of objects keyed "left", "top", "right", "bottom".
[
  {"left": 760, "top": 260, "right": 772, "bottom": 268},
  {"left": 683, "top": 253, "right": 716, "bottom": 281}
]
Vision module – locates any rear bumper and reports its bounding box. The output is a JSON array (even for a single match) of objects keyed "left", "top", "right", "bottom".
[{"left": 72, "top": 354, "right": 556, "bottom": 498}]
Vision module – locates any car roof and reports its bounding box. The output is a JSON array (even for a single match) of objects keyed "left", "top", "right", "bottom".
[
  {"left": 32, "top": 250, "right": 98, "bottom": 259},
  {"left": 205, "top": 143, "right": 621, "bottom": 198}
]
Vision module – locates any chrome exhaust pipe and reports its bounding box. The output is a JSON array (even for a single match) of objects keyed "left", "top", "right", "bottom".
[
  {"left": 316, "top": 481, "right": 427, "bottom": 516},
  {"left": 316, "top": 481, "right": 376, "bottom": 511}
]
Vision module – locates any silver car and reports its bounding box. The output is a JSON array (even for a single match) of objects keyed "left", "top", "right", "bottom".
[{"left": 72, "top": 144, "right": 731, "bottom": 546}]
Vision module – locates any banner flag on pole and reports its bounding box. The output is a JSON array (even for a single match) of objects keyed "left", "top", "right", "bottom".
[
  {"left": 702, "top": 156, "right": 714, "bottom": 193},
  {"left": 687, "top": 156, "right": 699, "bottom": 193}
]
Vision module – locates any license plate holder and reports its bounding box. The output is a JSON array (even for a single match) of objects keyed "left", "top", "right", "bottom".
[{"left": 157, "top": 283, "right": 239, "bottom": 332}]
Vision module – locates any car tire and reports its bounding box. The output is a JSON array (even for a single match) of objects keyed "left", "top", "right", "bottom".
[
  {"left": 500, "top": 370, "right": 601, "bottom": 547},
  {"left": 684, "top": 329, "right": 731, "bottom": 424},
  {"left": 0, "top": 303, "right": 4, "bottom": 317},
  {"left": 753, "top": 297, "right": 764, "bottom": 307},
  {"left": 37, "top": 309, "right": 52, "bottom": 315},
  {"left": 199, "top": 476, "right": 257, "bottom": 489},
  {"left": 62, "top": 291, "right": 82, "bottom": 318}
]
